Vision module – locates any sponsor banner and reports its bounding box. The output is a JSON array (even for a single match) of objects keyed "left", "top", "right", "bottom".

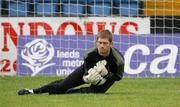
[
  {"left": 17, "top": 34, "right": 180, "bottom": 77},
  {"left": 0, "top": 17, "right": 150, "bottom": 76},
  {"left": 0, "top": 17, "right": 150, "bottom": 36}
]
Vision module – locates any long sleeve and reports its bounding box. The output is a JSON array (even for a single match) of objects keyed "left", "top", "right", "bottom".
[{"left": 105, "top": 48, "right": 124, "bottom": 81}]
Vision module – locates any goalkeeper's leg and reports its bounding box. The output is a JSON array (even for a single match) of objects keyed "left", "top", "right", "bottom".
[
  {"left": 19, "top": 65, "right": 86, "bottom": 95},
  {"left": 66, "top": 79, "right": 115, "bottom": 94}
]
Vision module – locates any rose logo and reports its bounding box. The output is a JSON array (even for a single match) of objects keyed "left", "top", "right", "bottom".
[{"left": 21, "top": 39, "right": 55, "bottom": 76}]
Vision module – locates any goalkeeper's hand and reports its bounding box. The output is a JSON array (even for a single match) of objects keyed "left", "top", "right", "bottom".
[
  {"left": 83, "top": 68, "right": 106, "bottom": 85},
  {"left": 83, "top": 68, "right": 102, "bottom": 84},
  {"left": 95, "top": 78, "right": 106, "bottom": 86},
  {"left": 94, "top": 60, "right": 108, "bottom": 77}
]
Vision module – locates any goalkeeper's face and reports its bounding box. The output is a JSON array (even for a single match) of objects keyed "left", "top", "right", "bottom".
[{"left": 96, "top": 38, "right": 112, "bottom": 57}]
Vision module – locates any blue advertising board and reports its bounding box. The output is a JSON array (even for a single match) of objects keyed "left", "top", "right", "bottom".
[{"left": 17, "top": 34, "right": 180, "bottom": 77}]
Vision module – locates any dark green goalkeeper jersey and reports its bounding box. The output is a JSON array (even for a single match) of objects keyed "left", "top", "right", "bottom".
[{"left": 84, "top": 47, "right": 124, "bottom": 81}]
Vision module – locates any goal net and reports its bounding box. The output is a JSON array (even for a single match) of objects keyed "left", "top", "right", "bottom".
[{"left": 0, "top": 0, "right": 180, "bottom": 77}]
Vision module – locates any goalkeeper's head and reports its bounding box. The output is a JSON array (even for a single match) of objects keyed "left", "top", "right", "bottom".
[
  {"left": 96, "top": 30, "right": 113, "bottom": 57},
  {"left": 96, "top": 30, "right": 113, "bottom": 43}
]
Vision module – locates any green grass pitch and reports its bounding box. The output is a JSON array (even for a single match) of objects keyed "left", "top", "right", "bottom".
[{"left": 0, "top": 76, "right": 180, "bottom": 107}]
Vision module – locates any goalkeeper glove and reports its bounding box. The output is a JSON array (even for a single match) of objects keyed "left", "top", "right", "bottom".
[
  {"left": 94, "top": 60, "right": 108, "bottom": 77},
  {"left": 96, "top": 60, "right": 107, "bottom": 66},
  {"left": 95, "top": 78, "right": 106, "bottom": 86},
  {"left": 83, "top": 68, "right": 107, "bottom": 85},
  {"left": 83, "top": 68, "right": 103, "bottom": 84}
]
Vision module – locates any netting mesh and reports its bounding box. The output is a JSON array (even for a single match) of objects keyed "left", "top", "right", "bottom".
[
  {"left": 1, "top": 0, "right": 180, "bottom": 16},
  {"left": 1, "top": 1, "right": 180, "bottom": 34},
  {"left": 0, "top": 0, "right": 141, "bottom": 17}
]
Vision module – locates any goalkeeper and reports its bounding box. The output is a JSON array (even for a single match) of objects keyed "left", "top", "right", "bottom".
[{"left": 18, "top": 30, "right": 124, "bottom": 95}]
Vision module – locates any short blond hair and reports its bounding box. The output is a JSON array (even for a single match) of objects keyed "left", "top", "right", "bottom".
[{"left": 96, "top": 30, "right": 113, "bottom": 43}]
